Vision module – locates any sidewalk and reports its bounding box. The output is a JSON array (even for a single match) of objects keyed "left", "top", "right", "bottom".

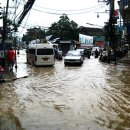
[
  {"left": 0, "top": 50, "right": 30, "bottom": 83},
  {"left": 0, "top": 67, "right": 17, "bottom": 83},
  {"left": 119, "top": 50, "right": 130, "bottom": 64},
  {"left": 0, "top": 65, "right": 29, "bottom": 83}
]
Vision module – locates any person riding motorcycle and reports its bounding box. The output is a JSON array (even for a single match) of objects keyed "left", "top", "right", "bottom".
[{"left": 95, "top": 49, "right": 99, "bottom": 58}]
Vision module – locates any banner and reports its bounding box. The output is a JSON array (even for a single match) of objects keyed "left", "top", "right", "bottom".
[{"left": 79, "top": 34, "right": 93, "bottom": 45}]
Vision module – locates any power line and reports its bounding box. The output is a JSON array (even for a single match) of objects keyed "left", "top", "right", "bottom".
[
  {"left": 33, "top": 3, "right": 105, "bottom": 12},
  {"left": 18, "top": 9, "right": 31, "bottom": 35},
  {"left": 14, "top": 1, "right": 106, "bottom": 15},
  {"left": 11, "top": 0, "right": 23, "bottom": 21},
  {"left": 31, "top": 4, "right": 106, "bottom": 15}
]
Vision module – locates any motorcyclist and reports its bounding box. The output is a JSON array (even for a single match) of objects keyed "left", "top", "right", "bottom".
[{"left": 95, "top": 49, "right": 99, "bottom": 58}]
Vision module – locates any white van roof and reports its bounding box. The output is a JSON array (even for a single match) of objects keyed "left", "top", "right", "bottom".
[{"left": 28, "top": 43, "right": 53, "bottom": 49}]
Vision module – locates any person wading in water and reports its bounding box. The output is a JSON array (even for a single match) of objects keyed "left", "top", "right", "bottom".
[{"left": 7, "top": 47, "right": 16, "bottom": 70}]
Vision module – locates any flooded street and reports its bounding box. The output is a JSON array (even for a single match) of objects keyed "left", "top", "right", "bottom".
[{"left": 0, "top": 50, "right": 130, "bottom": 130}]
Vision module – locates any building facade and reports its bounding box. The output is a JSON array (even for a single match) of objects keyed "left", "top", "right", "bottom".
[{"left": 118, "top": 0, "right": 130, "bottom": 47}]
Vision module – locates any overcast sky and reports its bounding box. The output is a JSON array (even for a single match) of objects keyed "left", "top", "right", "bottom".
[{"left": 0, "top": 0, "right": 119, "bottom": 36}]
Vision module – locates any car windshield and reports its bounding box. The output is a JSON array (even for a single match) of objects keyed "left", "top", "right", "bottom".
[
  {"left": 67, "top": 51, "right": 81, "bottom": 56},
  {"left": 37, "top": 49, "right": 54, "bottom": 55}
]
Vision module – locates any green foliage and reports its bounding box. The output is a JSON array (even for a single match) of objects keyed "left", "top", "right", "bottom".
[
  {"left": 46, "top": 14, "right": 79, "bottom": 41},
  {"left": 22, "top": 14, "right": 79, "bottom": 43},
  {"left": 22, "top": 27, "right": 46, "bottom": 43}
]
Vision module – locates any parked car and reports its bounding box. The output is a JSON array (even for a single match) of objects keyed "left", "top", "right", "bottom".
[{"left": 64, "top": 50, "right": 84, "bottom": 66}]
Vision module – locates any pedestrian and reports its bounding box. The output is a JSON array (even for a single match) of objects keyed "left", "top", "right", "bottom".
[{"left": 7, "top": 47, "right": 16, "bottom": 70}]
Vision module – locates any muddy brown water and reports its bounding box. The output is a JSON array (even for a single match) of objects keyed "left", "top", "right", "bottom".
[{"left": 0, "top": 50, "right": 130, "bottom": 130}]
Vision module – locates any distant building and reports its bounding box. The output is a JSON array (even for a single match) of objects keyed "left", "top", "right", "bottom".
[{"left": 58, "top": 40, "right": 73, "bottom": 55}]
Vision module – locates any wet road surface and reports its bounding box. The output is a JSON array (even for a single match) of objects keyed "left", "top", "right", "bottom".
[{"left": 0, "top": 50, "right": 130, "bottom": 130}]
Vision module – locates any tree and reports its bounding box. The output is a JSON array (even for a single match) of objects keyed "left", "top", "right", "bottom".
[
  {"left": 22, "top": 27, "right": 46, "bottom": 44},
  {"left": 46, "top": 14, "right": 79, "bottom": 41}
]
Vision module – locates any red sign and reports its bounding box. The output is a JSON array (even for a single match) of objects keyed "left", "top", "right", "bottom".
[
  {"left": 98, "top": 41, "right": 104, "bottom": 46},
  {"left": 114, "top": 10, "right": 119, "bottom": 17}
]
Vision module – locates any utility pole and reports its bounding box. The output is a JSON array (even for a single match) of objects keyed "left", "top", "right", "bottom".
[
  {"left": 98, "top": 0, "right": 116, "bottom": 49},
  {"left": 2, "top": 0, "right": 9, "bottom": 46},
  {"left": 1, "top": 0, "right": 9, "bottom": 67},
  {"left": 109, "top": 0, "right": 116, "bottom": 49},
  {"left": 14, "top": 0, "right": 18, "bottom": 69}
]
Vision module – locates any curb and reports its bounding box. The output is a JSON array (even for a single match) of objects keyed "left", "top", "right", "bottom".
[{"left": 0, "top": 75, "right": 28, "bottom": 83}]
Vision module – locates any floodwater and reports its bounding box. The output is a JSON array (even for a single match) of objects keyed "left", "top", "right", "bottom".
[{"left": 0, "top": 50, "right": 130, "bottom": 130}]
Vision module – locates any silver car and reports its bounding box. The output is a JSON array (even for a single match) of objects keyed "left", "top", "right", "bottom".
[{"left": 64, "top": 50, "right": 84, "bottom": 66}]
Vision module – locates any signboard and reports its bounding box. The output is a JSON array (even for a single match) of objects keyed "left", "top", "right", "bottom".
[{"left": 79, "top": 34, "right": 93, "bottom": 45}]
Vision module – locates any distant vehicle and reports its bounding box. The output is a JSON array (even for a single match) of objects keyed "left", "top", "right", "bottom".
[
  {"left": 64, "top": 50, "right": 84, "bottom": 66},
  {"left": 91, "top": 47, "right": 100, "bottom": 56},
  {"left": 26, "top": 43, "right": 55, "bottom": 66}
]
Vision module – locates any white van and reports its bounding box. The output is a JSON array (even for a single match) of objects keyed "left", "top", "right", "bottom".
[{"left": 26, "top": 43, "right": 55, "bottom": 66}]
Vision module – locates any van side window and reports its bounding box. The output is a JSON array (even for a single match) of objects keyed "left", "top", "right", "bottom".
[
  {"left": 37, "top": 49, "right": 54, "bottom": 55},
  {"left": 28, "top": 49, "right": 35, "bottom": 54}
]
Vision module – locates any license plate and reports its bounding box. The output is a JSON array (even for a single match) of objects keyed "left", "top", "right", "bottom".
[{"left": 42, "top": 58, "right": 49, "bottom": 61}]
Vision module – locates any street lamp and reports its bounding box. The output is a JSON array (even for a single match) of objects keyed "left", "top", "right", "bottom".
[{"left": 95, "top": 10, "right": 109, "bottom": 18}]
